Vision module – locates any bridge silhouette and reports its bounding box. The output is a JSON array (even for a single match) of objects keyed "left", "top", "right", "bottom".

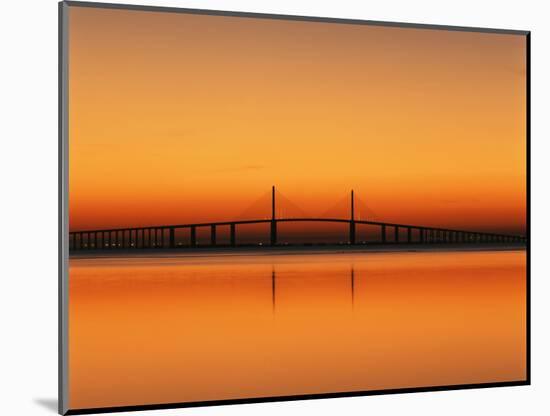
[{"left": 69, "top": 186, "right": 526, "bottom": 251}]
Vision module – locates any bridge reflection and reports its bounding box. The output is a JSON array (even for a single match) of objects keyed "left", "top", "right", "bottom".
[{"left": 269, "top": 267, "right": 357, "bottom": 313}]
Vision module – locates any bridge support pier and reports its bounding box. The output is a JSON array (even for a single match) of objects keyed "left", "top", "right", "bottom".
[
  {"left": 394, "top": 226, "right": 399, "bottom": 243},
  {"left": 381, "top": 225, "right": 386, "bottom": 243},
  {"left": 169, "top": 228, "right": 175, "bottom": 248},
  {"left": 349, "top": 221, "right": 356, "bottom": 245},
  {"left": 230, "top": 224, "right": 236, "bottom": 247},
  {"left": 190, "top": 226, "right": 197, "bottom": 247},
  {"left": 211, "top": 225, "right": 216, "bottom": 246},
  {"left": 271, "top": 220, "right": 277, "bottom": 246},
  {"left": 407, "top": 227, "right": 412, "bottom": 243}
]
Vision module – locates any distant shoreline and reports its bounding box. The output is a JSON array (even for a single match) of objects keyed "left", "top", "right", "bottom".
[{"left": 69, "top": 243, "right": 526, "bottom": 260}]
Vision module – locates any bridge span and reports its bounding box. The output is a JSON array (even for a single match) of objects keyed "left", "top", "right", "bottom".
[{"left": 69, "top": 187, "right": 526, "bottom": 251}]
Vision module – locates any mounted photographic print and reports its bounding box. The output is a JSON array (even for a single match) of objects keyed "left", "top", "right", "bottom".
[{"left": 59, "top": 1, "right": 530, "bottom": 414}]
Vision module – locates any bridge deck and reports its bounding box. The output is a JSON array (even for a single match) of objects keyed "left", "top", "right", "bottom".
[{"left": 69, "top": 217, "right": 526, "bottom": 251}]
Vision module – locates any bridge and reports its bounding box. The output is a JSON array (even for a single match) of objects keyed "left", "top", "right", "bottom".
[{"left": 69, "top": 186, "right": 526, "bottom": 251}]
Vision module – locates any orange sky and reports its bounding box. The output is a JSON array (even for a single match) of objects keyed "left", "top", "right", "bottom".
[{"left": 68, "top": 5, "right": 527, "bottom": 234}]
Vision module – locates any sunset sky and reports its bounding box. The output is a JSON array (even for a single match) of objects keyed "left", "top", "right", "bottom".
[{"left": 68, "top": 5, "right": 527, "bottom": 235}]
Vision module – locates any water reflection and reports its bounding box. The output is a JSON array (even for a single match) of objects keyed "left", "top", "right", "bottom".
[
  {"left": 351, "top": 267, "right": 355, "bottom": 309},
  {"left": 69, "top": 250, "right": 526, "bottom": 409},
  {"left": 269, "top": 266, "right": 356, "bottom": 313},
  {"left": 272, "top": 267, "right": 276, "bottom": 313}
]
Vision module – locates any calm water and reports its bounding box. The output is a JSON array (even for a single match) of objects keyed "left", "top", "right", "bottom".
[{"left": 69, "top": 250, "right": 526, "bottom": 409}]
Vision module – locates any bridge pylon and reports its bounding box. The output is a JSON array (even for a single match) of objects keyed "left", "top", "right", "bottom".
[
  {"left": 270, "top": 185, "right": 277, "bottom": 246},
  {"left": 349, "top": 190, "right": 356, "bottom": 244}
]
